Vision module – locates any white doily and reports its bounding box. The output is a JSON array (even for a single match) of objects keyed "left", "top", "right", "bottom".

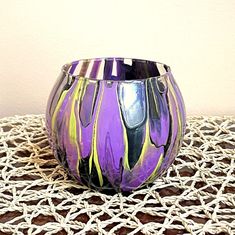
[{"left": 0, "top": 115, "right": 234, "bottom": 235}]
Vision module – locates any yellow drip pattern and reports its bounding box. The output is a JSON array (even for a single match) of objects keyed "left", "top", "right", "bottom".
[
  {"left": 145, "top": 152, "right": 164, "bottom": 184},
  {"left": 89, "top": 82, "right": 104, "bottom": 186},
  {"left": 68, "top": 79, "right": 85, "bottom": 175},
  {"left": 75, "top": 78, "right": 89, "bottom": 150}
]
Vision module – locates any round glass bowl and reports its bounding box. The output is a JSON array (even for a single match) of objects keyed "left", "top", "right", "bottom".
[{"left": 46, "top": 58, "right": 186, "bottom": 192}]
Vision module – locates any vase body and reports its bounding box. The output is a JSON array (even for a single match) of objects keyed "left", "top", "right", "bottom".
[{"left": 46, "top": 58, "right": 186, "bottom": 192}]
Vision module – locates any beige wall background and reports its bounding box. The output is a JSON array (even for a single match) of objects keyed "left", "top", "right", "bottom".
[{"left": 0, "top": 0, "right": 235, "bottom": 118}]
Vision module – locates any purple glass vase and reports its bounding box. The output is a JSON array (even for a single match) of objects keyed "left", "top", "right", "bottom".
[{"left": 46, "top": 58, "right": 186, "bottom": 192}]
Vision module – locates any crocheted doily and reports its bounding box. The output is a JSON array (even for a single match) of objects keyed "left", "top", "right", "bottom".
[{"left": 0, "top": 115, "right": 234, "bottom": 235}]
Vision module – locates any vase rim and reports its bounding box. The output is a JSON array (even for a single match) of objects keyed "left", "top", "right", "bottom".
[{"left": 61, "top": 57, "right": 172, "bottom": 82}]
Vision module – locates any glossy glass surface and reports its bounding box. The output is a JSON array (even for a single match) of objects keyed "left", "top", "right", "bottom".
[{"left": 46, "top": 58, "right": 186, "bottom": 192}]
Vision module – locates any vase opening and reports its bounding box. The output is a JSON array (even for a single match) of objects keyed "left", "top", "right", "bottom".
[{"left": 62, "top": 58, "right": 170, "bottom": 81}]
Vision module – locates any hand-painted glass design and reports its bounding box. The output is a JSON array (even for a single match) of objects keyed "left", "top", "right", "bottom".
[{"left": 46, "top": 58, "right": 186, "bottom": 192}]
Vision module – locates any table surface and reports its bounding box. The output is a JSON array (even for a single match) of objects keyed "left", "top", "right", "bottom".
[{"left": 0, "top": 115, "right": 234, "bottom": 235}]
